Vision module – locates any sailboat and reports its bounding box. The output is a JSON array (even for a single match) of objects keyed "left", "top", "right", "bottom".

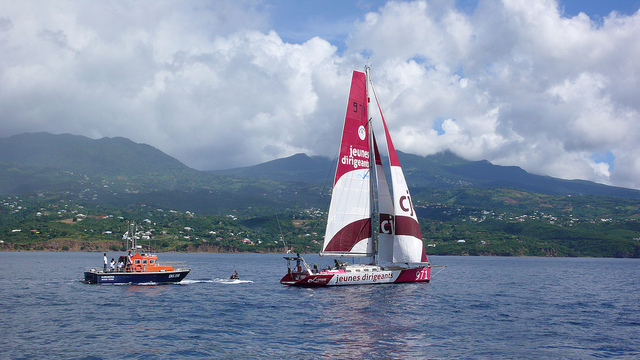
[{"left": 281, "top": 67, "right": 439, "bottom": 286}]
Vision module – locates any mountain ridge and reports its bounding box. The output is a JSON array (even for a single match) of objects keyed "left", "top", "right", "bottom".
[
  {"left": 212, "top": 151, "right": 640, "bottom": 200},
  {"left": 0, "top": 132, "right": 189, "bottom": 176},
  {"left": 1, "top": 132, "right": 639, "bottom": 200}
]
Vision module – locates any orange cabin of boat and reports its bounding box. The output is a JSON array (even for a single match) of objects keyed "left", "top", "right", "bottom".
[{"left": 118, "top": 253, "right": 174, "bottom": 273}]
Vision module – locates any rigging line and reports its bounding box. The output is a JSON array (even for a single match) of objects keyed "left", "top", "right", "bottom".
[
  {"left": 315, "top": 146, "right": 340, "bottom": 213},
  {"left": 368, "top": 76, "right": 386, "bottom": 123},
  {"left": 368, "top": 74, "right": 393, "bottom": 173},
  {"left": 275, "top": 212, "right": 288, "bottom": 253},
  {"left": 432, "top": 265, "right": 447, "bottom": 277}
]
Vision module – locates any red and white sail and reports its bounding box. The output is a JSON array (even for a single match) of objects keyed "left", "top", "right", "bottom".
[
  {"left": 376, "top": 97, "right": 428, "bottom": 263},
  {"left": 322, "top": 71, "right": 373, "bottom": 256}
]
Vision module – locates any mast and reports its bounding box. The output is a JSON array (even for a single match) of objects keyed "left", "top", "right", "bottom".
[{"left": 365, "top": 66, "right": 378, "bottom": 264}]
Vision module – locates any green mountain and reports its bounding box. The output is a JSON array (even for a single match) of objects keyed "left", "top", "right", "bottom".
[
  {"left": 0, "top": 132, "right": 324, "bottom": 213},
  {"left": 212, "top": 153, "right": 335, "bottom": 184},
  {"left": 0, "top": 132, "right": 204, "bottom": 193},
  {"left": 213, "top": 150, "right": 640, "bottom": 200},
  {"left": 0, "top": 132, "right": 188, "bottom": 175},
  {"left": 2, "top": 132, "right": 639, "bottom": 202}
]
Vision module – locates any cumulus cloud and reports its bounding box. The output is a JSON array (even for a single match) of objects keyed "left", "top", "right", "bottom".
[
  {"left": 348, "top": 0, "right": 640, "bottom": 189},
  {"left": 0, "top": 0, "right": 350, "bottom": 170},
  {"left": 0, "top": 0, "right": 639, "bottom": 190}
]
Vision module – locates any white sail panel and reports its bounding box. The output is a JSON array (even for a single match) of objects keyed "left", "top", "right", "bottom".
[
  {"left": 389, "top": 167, "right": 426, "bottom": 263},
  {"left": 323, "top": 170, "right": 372, "bottom": 255}
]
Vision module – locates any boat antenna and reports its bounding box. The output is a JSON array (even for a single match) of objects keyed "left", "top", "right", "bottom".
[{"left": 275, "top": 212, "right": 289, "bottom": 253}]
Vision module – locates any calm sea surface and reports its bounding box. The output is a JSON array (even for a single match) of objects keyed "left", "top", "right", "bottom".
[{"left": 0, "top": 252, "right": 638, "bottom": 359}]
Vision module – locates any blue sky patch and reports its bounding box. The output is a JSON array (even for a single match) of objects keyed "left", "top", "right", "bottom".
[{"left": 590, "top": 151, "right": 615, "bottom": 170}]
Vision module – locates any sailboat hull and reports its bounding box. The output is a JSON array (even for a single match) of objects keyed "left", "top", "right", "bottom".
[{"left": 280, "top": 266, "right": 430, "bottom": 287}]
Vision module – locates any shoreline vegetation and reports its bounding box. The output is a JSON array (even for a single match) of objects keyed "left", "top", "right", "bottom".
[
  {"left": 3, "top": 237, "right": 639, "bottom": 258},
  {"left": 0, "top": 239, "right": 288, "bottom": 253},
  {"left": 1, "top": 134, "right": 639, "bottom": 258},
  {"left": 2, "top": 188, "right": 639, "bottom": 258}
]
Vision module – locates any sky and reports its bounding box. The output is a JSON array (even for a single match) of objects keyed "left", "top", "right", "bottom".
[{"left": 1, "top": 0, "right": 640, "bottom": 190}]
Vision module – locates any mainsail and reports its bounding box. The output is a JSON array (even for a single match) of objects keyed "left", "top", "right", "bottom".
[{"left": 321, "top": 71, "right": 373, "bottom": 256}]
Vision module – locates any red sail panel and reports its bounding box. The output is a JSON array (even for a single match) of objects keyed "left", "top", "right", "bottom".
[
  {"left": 322, "top": 70, "right": 373, "bottom": 256},
  {"left": 323, "top": 218, "right": 371, "bottom": 252},
  {"left": 333, "top": 71, "right": 369, "bottom": 185}
]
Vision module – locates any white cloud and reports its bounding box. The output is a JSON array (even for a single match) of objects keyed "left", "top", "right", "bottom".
[
  {"left": 347, "top": 0, "right": 640, "bottom": 189},
  {"left": 0, "top": 1, "right": 348, "bottom": 169},
  {"left": 0, "top": 0, "right": 639, "bottom": 190}
]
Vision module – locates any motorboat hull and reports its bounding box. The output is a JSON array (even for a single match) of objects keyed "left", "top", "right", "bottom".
[{"left": 84, "top": 269, "right": 190, "bottom": 284}]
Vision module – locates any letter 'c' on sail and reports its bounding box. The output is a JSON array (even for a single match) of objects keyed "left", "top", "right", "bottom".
[{"left": 322, "top": 71, "right": 373, "bottom": 256}]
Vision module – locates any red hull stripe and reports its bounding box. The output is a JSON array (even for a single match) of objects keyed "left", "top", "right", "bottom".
[{"left": 324, "top": 218, "right": 371, "bottom": 252}]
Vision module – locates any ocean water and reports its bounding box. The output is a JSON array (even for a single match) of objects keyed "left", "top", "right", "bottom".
[{"left": 0, "top": 252, "right": 638, "bottom": 359}]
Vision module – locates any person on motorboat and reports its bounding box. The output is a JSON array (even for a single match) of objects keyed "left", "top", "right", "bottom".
[{"left": 126, "top": 251, "right": 132, "bottom": 272}]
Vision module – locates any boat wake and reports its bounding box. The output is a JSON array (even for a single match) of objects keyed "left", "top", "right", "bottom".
[
  {"left": 181, "top": 278, "right": 253, "bottom": 285},
  {"left": 217, "top": 278, "right": 253, "bottom": 284}
]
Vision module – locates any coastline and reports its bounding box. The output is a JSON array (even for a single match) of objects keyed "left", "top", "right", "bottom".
[{"left": 0, "top": 239, "right": 288, "bottom": 253}]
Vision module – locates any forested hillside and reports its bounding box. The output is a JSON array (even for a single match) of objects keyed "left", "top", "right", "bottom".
[{"left": 1, "top": 132, "right": 639, "bottom": 257}]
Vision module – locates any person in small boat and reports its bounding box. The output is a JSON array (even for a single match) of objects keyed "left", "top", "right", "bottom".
[
  {"left": 103, "top": 253, "right": 108, "bottom": 272},
  {"left": 109, "top": 258, "right": 115, "bottom": 272},
  {"left": 117, "top": 259, "right": 124, "bottom": 272},
  {"left": 295, "top": 253, "right": 302, "bottom": 273},
  {"left": 230, "top": 271, "right": 239, "bottom": 280}
]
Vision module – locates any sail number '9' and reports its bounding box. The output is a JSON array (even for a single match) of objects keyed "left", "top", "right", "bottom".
[{"left": 352, "top": 101, "right": 363, "bottom": 114}]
